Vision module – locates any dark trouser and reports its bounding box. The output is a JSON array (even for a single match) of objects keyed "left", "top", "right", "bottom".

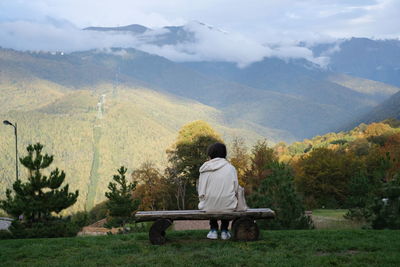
[{"left": 210, "top": 219, "right": 230, "bottom": 231}]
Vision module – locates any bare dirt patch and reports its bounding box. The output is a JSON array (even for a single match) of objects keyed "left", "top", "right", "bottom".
[{"left": 173, "top": 220, "right": 210, "bottom": 230}]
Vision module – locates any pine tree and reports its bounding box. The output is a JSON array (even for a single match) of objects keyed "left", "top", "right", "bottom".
[
  {"left": 249, "top": 161, "right": 313, "bottom": 230},
  {"left": 105, "top": 166, "right": 140, "bottom": 227},
  {"left": 368, "top": 174, "right": 400, "bottom": 229},
  {"left": 344, "top": 171, "right": 381, "bottom": 221},
  {"left": 0, "top": 143, "right": 79, "bottom": 237}
]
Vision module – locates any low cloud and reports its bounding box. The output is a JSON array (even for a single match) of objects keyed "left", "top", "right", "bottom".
[
  {"left": 138, "top": 21, "right": 327, "bottom": 67},
  {"left": 269, "top": 46, "right": 330, "bottom": 67},
  {"left": 0, "top": 20, "right": 140, "bottom": 52},
  {"left": 0, "top": 19, "right": 328, "bottom": 68},
  {"left": 138, "top": 21, "right": 273, "bottom": 67},
  {"left": 1, "top": 0, "right": 398, "bottom": 68}
]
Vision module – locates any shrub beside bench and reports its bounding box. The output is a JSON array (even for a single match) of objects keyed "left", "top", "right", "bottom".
[{"left": 135, "top": 208, "right": 275, "bottom": 245}]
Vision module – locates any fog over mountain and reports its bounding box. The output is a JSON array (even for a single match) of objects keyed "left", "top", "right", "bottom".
[
  {"left": 0, "top": 20, "right": 328, "bottom": 68},
  {"left": 1, "top": 0, "right": 399, "bottom": 67}
]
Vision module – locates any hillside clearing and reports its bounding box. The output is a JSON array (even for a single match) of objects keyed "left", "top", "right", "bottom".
[{"left": 1, "top": 230, "right": 399, "bottom": 266}]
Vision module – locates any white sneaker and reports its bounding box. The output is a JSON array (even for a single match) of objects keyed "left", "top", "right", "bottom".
[
  {"left": 207, "top": 230, "right": 218, "bottom": 239},
  {"left": 221, "top": 230, "right": 231, "bottom": 240}
]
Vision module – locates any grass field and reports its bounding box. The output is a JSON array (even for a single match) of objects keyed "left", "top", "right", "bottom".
[
  {"left": 312, "top": 209, "right": 347, "bottom": 219},
  {"left": 312, "top": 209, "right": 363, "bottom": 230},
  {"left": 1, "top": 230, "right": 400, "bottom": 266}
]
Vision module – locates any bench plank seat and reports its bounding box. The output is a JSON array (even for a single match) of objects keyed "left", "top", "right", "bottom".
[{"left": 135, "top": 208, "right": 275, "bottom": 222}]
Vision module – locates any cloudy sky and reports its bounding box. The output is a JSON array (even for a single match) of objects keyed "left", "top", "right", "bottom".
[{"left": 0, "top": 0, "right": 399, "bottom": 66}]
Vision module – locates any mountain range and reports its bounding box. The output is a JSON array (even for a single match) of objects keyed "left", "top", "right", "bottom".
[
  {"left": 1, "top": 22, "right": 400, "bottom": 212},
  {"left": 313, "top": 38, "right": 400, "bottom": 87},
  {"left": 84, "top": 23, "right": 400, "bottom": 88},
  {"left": 83, "top": 23, "right": 400, "bottom": 134}
]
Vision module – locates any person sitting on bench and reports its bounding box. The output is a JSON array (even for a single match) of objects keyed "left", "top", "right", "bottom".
[{"left": 198, "top": 142, "right": 239, "bottom": 240}]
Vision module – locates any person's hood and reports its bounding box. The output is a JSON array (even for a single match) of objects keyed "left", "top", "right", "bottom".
[{"left": 199, "top": 158, "right": 228, "bottom": 173}]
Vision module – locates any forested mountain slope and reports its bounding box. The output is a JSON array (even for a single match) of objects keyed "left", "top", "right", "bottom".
[
  {"left": 0, "top": 78, "right": 284, "bottom": 213},
  {"left": 347, "top": 91, "right": 400, "bottom": 129},
  {"left": 2, "top": 47, "right": 394, "bottom": 139},
  {"left": 182, "top": 58, "right": 399, "bottom": 137}
]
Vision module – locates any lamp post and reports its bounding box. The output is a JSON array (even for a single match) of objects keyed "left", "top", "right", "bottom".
[{"left": 3, "top": 120, "right": 18, "bottom": 181}]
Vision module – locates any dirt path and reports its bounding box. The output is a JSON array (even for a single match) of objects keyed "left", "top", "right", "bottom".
[{"left": 173, "top": 220, "right": 210, "bottom": 230}]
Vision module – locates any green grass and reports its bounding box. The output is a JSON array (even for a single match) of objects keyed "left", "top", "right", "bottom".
[
  {"left": 312, "top": 209, "right": 347, "bottom": 219},
  {"left": 312, "top": 209, "right": 363, "bottom": 230},
  {"left": 1, "top": 230, "right": 400, "bottom": 266}
]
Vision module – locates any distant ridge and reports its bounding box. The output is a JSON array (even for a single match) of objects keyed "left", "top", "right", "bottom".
[
  {"left": 348, "top": 90, "right": 400, "bottom": 128},
  {"left": 312, "top": 37, "right": 400, "bottom": 87},
  {"left": 1, "top": 46, "right": 396, "bottom": 139},
  {"left": 83, "top": 23, "right": 196, "bottom": 45}
]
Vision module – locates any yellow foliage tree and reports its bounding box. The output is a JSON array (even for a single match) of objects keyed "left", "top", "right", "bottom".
[{"left": 165, "top": 120, "right": 223, "bottom": 209}]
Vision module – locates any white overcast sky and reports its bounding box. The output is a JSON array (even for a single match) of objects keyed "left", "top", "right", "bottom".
[
  {"left": 0, "top": 0, "right": 399, "bottom": 65},
  {"left": 1, "top": 0, "right": 399, "bottom": 39}
]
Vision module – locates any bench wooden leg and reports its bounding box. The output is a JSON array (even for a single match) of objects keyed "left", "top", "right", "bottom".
[
  {"left": 232, "top": 217, "right": 259, "bottom": 241},
  {"left": 149, "top": 219, "right": 172, "bottom": 245}
]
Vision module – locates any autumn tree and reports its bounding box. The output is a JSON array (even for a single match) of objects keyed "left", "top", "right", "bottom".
[
  {"left": 295, "top": 148, "right": 364, "bottom": 208},
  {"left": 274, "top": 142, "right": 292, "bottom": 163},
  {"left": 380, "top": 133, "right": 400, "bottom": 181},
  {"left": 244, "top": 140, "right": 277, "bottom": 195},
  {"left": 165, "top": 120, "right": 222, "bottom": 209},
  {"left": 348, "top": 138, "right": 371, "bottom": 157},
  {"left": 229, "top": 137, "right": 249, "bottom": 187},
  {"left": 132, "top": 161, "right": 171, "bottom": 210},
  {"left": 364, "top": 122, "right": 394, "bottom": 137},
  {"left": 363, "top": 143, "right": 394, "bottom": 185}
]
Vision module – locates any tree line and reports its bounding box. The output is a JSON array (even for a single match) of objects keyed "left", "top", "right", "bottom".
[
  {"left": 1, "top": 119, "right": 400, "bottom": 239},
  {"left": 132, "top": 119, "right": 400, "bottom": 230}
]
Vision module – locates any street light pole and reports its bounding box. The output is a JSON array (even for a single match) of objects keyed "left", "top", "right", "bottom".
[
  {"left": 14, "top": 122, "right": 18, "bottom": 181},
  {"left": 3, "top": 120, "right": 19, "bottom": 181}
]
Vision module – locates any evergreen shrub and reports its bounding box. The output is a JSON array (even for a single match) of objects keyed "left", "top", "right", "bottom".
[
  {"left": 9, "top": 218, "right": 80, "bottom": 238},
  {"left": 105, "top": 166, "right": 140, "bottom": 228},
  {"left": 369, "top": 175, "right": 400, "bottom": 229},
  {"left": 0, "top": 143, "right": 79, "bottom": 238},
  {"left": 249, "top": 161, "right": 313, "bottom": 230},
  {"left": 0, "top": 230, "right": 13, "bottom": 239}
]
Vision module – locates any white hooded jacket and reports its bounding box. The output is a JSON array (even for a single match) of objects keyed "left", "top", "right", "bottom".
[{"left": 197, "top": 158, "right": 239, "bottom": 212}]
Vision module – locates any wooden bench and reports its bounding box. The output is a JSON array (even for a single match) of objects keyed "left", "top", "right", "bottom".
[{"left": 135, "top": 208, "right": 275, "bottom": 245}]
